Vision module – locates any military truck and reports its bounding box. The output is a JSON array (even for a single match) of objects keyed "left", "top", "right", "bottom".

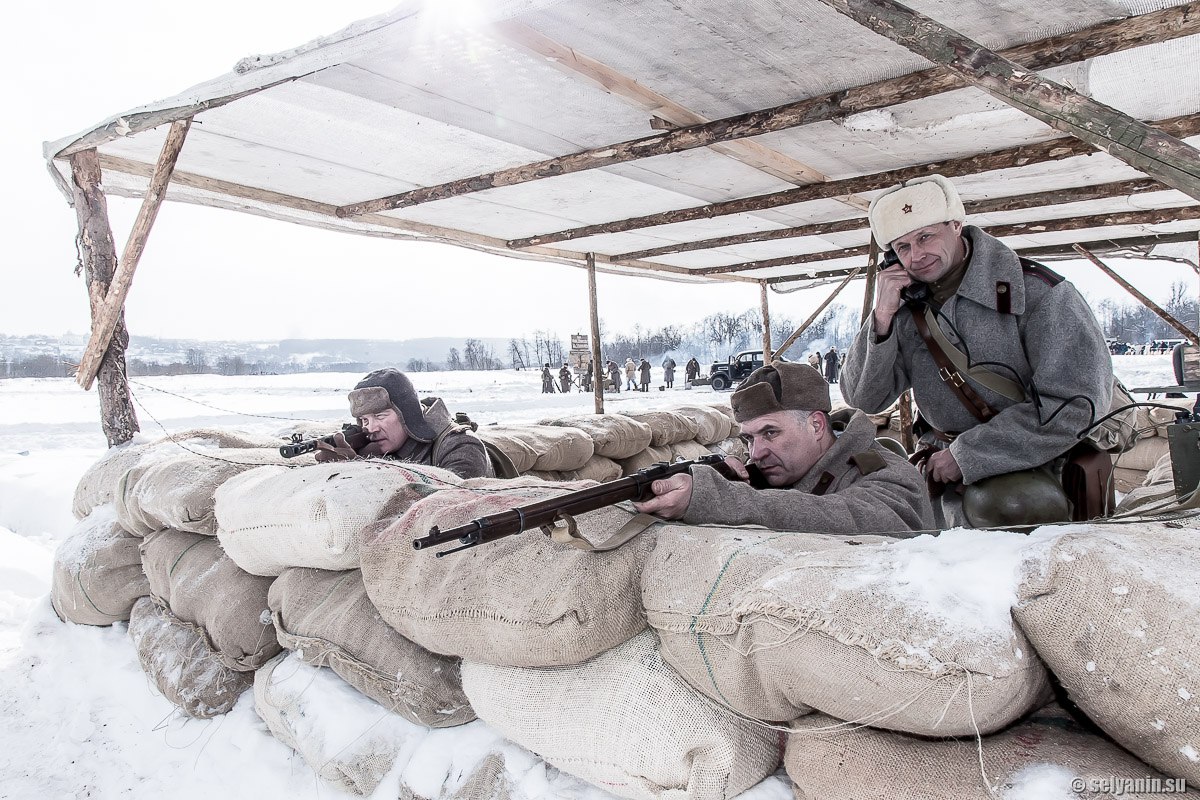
[{"left": 707, "top": 350, "right": 786, "bottom": 391}]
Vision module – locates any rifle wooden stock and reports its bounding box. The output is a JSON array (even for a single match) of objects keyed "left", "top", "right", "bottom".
[{"left": 413, "top": 452, "right": 759, "bottom": 556}]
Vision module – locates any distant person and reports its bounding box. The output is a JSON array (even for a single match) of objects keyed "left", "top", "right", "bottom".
[
  {"left": 607, "top": 360, "right": 622, "bottom": 393},
  {"left": 315, "top": 368, "right": 493, "bottom": 478},
  {"left": 685, "top": 357, "right": 701, "bottom": 384},
  {"left": 624, "top": 358, "right": 638, "bottom": 390},
  {"left": 824, "top": 348, "right": 840, "bottom": 384},
  {"left": 662, "top": 356, "right": 677, "bottom": 388},
  {"left": 541, "top": 363, "right": 555, "bottom": 393},
  {"left": 639, "top": 358, "right": 652, "bottom": 392},
  {"left": 808, "top": 351, "right": 821, "bottom": 370},
  {"left": 582, "top": 361, "right": 594, "bottom": 392},
  {"left": 558, "top": 362, "right": 574, "bottom": 393}
]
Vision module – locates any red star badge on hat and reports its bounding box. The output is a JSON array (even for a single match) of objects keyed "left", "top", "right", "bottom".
[{"left": 902, "top": 204, "right": 913, "bottom": 213}]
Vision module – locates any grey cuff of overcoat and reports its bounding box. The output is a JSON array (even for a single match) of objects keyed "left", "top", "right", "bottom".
[{"left": 680, "top": 465, "right": 730, "bottom": 525}]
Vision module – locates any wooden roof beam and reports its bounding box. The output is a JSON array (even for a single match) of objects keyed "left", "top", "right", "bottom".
[
  {"left": 614, "top": 177, "right": 1163, "bottom": 261},
  {"left": 334, "top": 2, "right": 1200, "bottom": 219},
  {"left": 692, "top": 205, "right": 1200, "bottom": 276},
  {"left": 507, "top": 113, "right": 1200, "bottom": 249},
  {"left": 816, "top": 0, "right": 1200, "bottom": 200}
]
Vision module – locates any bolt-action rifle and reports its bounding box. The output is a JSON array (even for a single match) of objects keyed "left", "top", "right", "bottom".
[
  {"left": 412, "top": 452, "right": 767, "bottom": 557},
  {"left": 279, "top": 423, "right": 369, "bottom": 458}
]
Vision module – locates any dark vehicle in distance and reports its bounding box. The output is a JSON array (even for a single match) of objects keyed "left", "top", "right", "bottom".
[{"left": 708, "top": 350, "right": 787, "bottom": 391}]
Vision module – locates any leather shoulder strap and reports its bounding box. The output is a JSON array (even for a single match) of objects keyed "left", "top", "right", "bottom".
[{"left": 910, "top": 305, "right": 998, "bottom": 423}]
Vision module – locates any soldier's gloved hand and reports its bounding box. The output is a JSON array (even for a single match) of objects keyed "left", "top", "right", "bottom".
[
  {"left": 926, "top": 449, "right": 963, "bottom": 484},
  {"left": 314, "top": 432, "right": 358, "bottom": 463},
  {"left": 873, "top": 264, "right": 914, "bottom": 336},
  {"left": 632, "top": 474, "right": 693, "bottom": 520}
]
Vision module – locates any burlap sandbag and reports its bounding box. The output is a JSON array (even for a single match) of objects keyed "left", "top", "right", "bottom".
[
  {"left": 362, "top": 479, "right": 654, "bottom": 666},
  {"left": 215, "top": 460, "right": 461, "bottom": 576},
  {"left": 1141, "top": 397, "right": 1196, "bottom": 435},
  {"left": 708, "top": 436, "right": 749, "bottom": 461},
  {"left": 481, "top": 424, "right": 594, "bottom": 472},
  {"left": 669, "top": 439, "right": 711, "bottom": 462},
  {"left": 254, "top": 653, "right": 411, "bottom": 796},
  {"left": 541, "top": 414, "right": 653, "bottom": 460},
  {"left": 785, "top": 705, "right": 1197, "bottom": 800},
  {"left": 1116, "top": 453, "right": 1177, "bottom": 513},
  {"left": 475, "top": 428, "right": 540, "bottom": 474},
  {"left": 51, "top": 506, "right": 148, "bottom": 626},
  {"left": 1015, "top": 523, "right": 1200, "bottom": 786},
  {"left": 621, "top": 410, "right": 700, "bottom": 447},
  {"left": 1113, "top": 466, "right": 1149, "bottom": 495},
  {"left": 644, "top": 526, "right": 1051, "bottom": 734},
  {"left": 140, "top": 529, "right": 280, "bottom": 671},
  {"left": 1115, "top": 437, "right": 1171, "bottom": 473},
  {"left": 530, "top": 455, "right": 623, "bottom": 484},
  {"left": 616, "top": 445, "right": 673, "bottom": 476},
  {"left": 673, "top": 405, "right": 733, "bottom": 445},
  {"left": 115, "top": 447, "right": 292, "bottom": 537},
  {"left": 128, "top": 597, "right": 253, "bottom": 718},
  {"left": 462, "top": 630, "right": 781, "bottom": 800},
  {"left": 269, "top": 567, "right": 474, "bottom": 727}
]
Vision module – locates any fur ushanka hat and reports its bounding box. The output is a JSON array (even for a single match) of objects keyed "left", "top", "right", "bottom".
[
  {"left": 347, "top": 368, "right": 436, "bottom": 442},
  {"left": 868, "top": 174, "right": 966, "bottom": 247}
]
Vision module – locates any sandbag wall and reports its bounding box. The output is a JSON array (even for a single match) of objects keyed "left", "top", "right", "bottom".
[{"left": 58, "top": 416, "right": 1200, "bottom": 800}]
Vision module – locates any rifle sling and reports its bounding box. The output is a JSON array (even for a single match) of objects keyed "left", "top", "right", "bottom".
[
  {"left": 542, "top": 512, "right": 660, "bottom": 552},
  {"left": 909, "top": 305, "right": 1025, "bottom": 424}
]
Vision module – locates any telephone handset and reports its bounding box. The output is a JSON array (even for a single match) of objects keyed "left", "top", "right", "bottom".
[{"left": 882, "top": 248, "right": 930, "bottom": 306}]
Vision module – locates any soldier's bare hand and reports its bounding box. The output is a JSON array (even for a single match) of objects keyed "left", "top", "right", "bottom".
[
  {"left": 314, "top": 432, "right": 358, "bottom": 463},
  {"left": 873, "top": 266, "right": 914, "bottom": 336},
  {"left": 632, "top": 474, "right": 693, "bottom": 520},
  {"left": 926, "top": 449, "right": 963, "bottom": 484}
]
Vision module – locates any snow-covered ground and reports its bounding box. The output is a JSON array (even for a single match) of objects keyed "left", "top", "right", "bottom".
[{"left": 0, "top": 357, "right": 1182, "bottom": 799}]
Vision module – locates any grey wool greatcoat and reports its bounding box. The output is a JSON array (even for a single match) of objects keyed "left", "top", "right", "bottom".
[
  {"left": 840, "top": 226, "right": 1113, "bottom": 486},
  {"left": 385, "top": 397, "right": 494, "bottom": 479},
  {"left": 683, "top": 409, "right": 934, "bottom": 533}
]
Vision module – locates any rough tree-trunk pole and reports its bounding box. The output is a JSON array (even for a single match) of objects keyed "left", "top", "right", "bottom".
[
  {"left": 860, "top": 238, "right": 880, "bottom": 328},
  {"left": 77, "top": 118, "right": 191, "bottom": 390},
  {"left": 898, "top": 391, "right": 915, "bottom": 453},
  {"left": 1074, "top": 245, "right": 1200, "bottom": 346},
  {"left": 69, "top": 149, "right": 139, "bottom": 447},
  {"left": 775, "top": 266, "right": 864, "bottom": 356},
  {"left": 760, "top": 282, "right": 773, "bottom": 363},
  {"left": 586, "top": 253, "right": 604, "bottom": 414},
  {"left": 815, "top": 0, "right": 1200, "bottom": 200}
]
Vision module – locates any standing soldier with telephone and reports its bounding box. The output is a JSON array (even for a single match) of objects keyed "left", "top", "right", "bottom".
[{"left": 840, "top": 175, "right": 1116, "bottom": 528}]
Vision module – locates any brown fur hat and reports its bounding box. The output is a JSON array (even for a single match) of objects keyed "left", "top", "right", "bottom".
[
  {"left": 730, "top": 363, "right": 831, "bottom": 422},
  {"left": 347, "top": 368, "right": 436, "bottom": 442}
]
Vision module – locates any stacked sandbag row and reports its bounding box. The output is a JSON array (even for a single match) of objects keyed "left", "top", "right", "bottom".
[
  {"left": 1116, "top": 452, "right": 1177, "bottom": 514},
  {"left": 51, "top": 505, "right": 148, "bottom": 626},
  {"left": 1113, "top": 397, "right": 1192, "bottom": 492}
]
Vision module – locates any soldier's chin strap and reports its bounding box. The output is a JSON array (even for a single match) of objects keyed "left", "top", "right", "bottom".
[{"left": 541, "top": 512, "right": 660, "bottom": 552}]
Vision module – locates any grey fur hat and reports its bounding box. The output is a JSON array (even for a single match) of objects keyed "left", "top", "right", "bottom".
[{"left": 347, "top": 368, "right": 437, "bottom": 442}]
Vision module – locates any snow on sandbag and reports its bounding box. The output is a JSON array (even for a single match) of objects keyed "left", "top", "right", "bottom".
[
  {"left": 215, "top": 460, "right": 462, "bottom": 576},
  {"left": 115, "top": 446, "right": 292, "bottom": 536},
  {"left": 1116, "top": 453, "right": 1177, "bottom": 514},
  {"left": 140, "top": 529, "right": 280, "bottom": 671},
  {"left": 128, "top": 597, "right": 253, "bottom": 719},
  {"left": 620, "top": 410, "right": 700, "bottom": 447},
  {"left": 50, "top": 505, "right": 148, "bottom": 626},
  {"left": 461, "top": 630, "right": 781, "bottom": 800},
  {"left": 617, "top": 445, "right": 673, "bottom": 476},
  {"left": 479, "top": 424, "right": 594, "bottom": 472},
  {"left": 362, "top": 479, "right": 654, "bottom": 667},
  {"left": 269, "top": 567, "right": 474, "bottom": 727},
  {"left": 1014, "top": 522, "right": 1200, "bottom": 787},
  {"left": 785, "top": 704, "right": 1198, "bottom": 800},
  {"left": 668, "top": 439, "right": 710, "bottom": 462},
  {"left": 672, "top": 405, "right": 733, "bottom": 445},
  {"left": 708, "top": 436, "right": 748, "bottom": 461},
  {"left": 474, "top": 428, "right": 540, "bottom": 474},
  {"left": 643, "top": 526, "right": 1052, "bottom": 735},
  {"left": 254, "top": 652, "right": 414, "bottom": 796},
  {"left": 539, "top": 414, "right": 653, "bottom": 460}
]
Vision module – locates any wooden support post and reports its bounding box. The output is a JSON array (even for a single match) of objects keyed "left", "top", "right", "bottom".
[
  {"left": 77, "top": 119, "right": 191, "bottom": 390},
  {"left": 861, "top": 238, "right": 880, "bottom": 328},
  {"left": 774, "top": 266, "right": 864, "bottom": 357},
  {"left": 587, "top": 253, "right": 604, "bottom": 414},
  {"left": 898, "top": 391, "right": 915, "bottom": 453},
  {"left": 1074, "top": 245, "right": 1200, "bottom": 346},
  {"left": 69, "top": 149, "right": 139, "bottom": 447},
  {"left": 760, "top": 282, "right": 773, "bottom": 363},
  {"left": 816, "top": 0, "right": 1200, "bottom": 200}
]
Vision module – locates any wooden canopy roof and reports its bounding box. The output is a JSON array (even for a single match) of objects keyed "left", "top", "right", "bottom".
[{"left": 45, "top": 0, "right": 1200, "bottom": 292}]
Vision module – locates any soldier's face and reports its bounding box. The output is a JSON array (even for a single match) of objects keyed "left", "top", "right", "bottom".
[
  {"left": 891, "top": 221, "right": 964, "bottom": 284},
  {"left": 361, "top": 408, "right": 409, "bottom": 454},
  {"left": 740, "top": 411, "right": 828, "bottom": 487}
]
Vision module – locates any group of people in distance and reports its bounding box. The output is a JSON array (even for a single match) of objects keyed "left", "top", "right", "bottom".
[
  {"left": 807, "top": 348, "right": 842, "bottom": 384},
  {"left": 539, "top": 355, "right": 703, "bottom": 395},
  {"left": 318, "top": 173, "right": 1116, "bottom": 536}
]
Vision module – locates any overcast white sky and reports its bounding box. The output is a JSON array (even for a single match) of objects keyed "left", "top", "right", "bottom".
[{"left": 2, "top": 1, "right": 1196, "bottom": 344}]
